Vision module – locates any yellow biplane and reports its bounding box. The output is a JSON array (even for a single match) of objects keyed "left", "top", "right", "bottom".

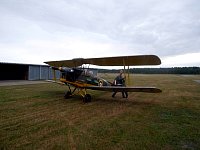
[{"left": 44, "top": 55, "right": 162, "bottom": 102}]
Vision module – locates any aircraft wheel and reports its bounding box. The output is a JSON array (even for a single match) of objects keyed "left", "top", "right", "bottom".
[
  {"left": 84, "top": 94, "right": 92, "bottom": 103},
  {"left": 64, "top": 91, "right": 72, "bottom": 99}
]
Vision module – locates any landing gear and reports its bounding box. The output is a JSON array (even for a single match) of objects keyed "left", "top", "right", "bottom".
[
  {"left": 64, "top": 86, "right": 92, "bottom": 103},
  {"left": 64, "top": 91, "right": 92, "bottom": 103},
  {"left": 83, "top": 94, "right": 92, "bottom": 103}
]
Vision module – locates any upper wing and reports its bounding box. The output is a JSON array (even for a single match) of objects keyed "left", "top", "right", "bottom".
[
  {"left": 84, "top": 86, "right": 162, "bottom": 93},
  {"left": 44, "top": 58, "right": 84, "bottom": 68},
  {"left": 84, "top": 55, "right": 161, "bottom": 66},
  {"left": 44, "top": 55, "right": 161, "bottom": 67}
]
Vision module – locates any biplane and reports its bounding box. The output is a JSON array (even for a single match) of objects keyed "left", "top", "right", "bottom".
[{"left": 44, "top": 55, "right": 162, "bottom": 102}]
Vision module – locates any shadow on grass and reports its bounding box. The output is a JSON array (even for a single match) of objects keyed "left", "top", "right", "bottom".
[
  {"left": 92, "top": 96, "right": 155, "bottom": 107},
  {"left": 39, "top": 89, "right": 159, "bottom": 107}
]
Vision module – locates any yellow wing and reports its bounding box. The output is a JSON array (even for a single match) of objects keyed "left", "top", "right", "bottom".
[{"left": 44, "top": 55, "right": 161, "bottom": 67}]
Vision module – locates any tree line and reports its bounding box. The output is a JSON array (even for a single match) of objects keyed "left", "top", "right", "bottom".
[{"left": 98, "top": 67, "right": 200, "bottom": 74}]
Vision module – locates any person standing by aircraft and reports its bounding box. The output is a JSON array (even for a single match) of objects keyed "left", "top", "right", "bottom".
[{"left": 112, "top": 70, "right": 128, "bottom": 98}]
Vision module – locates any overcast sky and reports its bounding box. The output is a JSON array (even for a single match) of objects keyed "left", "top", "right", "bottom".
[{"left": 0, "top": 0, "right": 200, "bottom": 67}]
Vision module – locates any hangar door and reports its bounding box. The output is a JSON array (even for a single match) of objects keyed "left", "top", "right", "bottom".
[
  {"left": 0, "top": 63, "right": 28, "bottom": 80},
  {"left": 28, "top": 65, "right": 50, "bottom": 80}
]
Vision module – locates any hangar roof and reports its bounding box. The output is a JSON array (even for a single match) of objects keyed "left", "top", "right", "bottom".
[{"left": 0, "top": 62, "right": 49, "bottom": 66}]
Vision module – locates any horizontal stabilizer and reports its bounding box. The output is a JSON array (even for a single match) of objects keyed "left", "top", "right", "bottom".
[{"left": 45, "top": 80, "right": 65, "bottom": 85}]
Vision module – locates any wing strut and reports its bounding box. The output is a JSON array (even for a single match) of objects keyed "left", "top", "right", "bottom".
[
  {"left": 127, "top": 65, "right": 130, "bottom": 86},
  {"left": 122, "top": 58, "right": 131, "bottom": 86}
]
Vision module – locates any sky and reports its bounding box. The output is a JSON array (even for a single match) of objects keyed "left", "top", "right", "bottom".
[{"left": 0, "top": 0, "right": 200, "bottom": 68}]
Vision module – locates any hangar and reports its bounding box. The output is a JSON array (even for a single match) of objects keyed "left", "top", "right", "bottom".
[{"left": 0, "top": 62, "right": 60, "bottom": 80}]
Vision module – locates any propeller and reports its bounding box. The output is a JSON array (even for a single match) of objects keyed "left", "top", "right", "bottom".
[
  {"left": 51, "top": 66, "right": 74, "bottom": 72},
  {"left": 50, "top": 66, "right": 74, "bottom": 81}
]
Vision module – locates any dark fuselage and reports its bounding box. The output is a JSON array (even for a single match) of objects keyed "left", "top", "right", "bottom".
[{"left": 60, "top": 68, "right": 111, "bottom": 87}]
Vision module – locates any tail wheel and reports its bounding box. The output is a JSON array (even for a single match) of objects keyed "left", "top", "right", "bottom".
[
  {"left": 64, "top": 91, "right": 72, "bottom": 99},
  {"left": 83, "top": 94, "right": 92, "bottom": 103}
]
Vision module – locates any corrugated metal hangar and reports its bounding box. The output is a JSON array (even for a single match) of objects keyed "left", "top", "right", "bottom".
[{"left": 0, "top": 62, "right": 60, "bottom": 80}]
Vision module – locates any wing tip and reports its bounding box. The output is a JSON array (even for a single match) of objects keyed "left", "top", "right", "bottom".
[{"left": 151, "top": 55, "right": 161, "bottom": 65}]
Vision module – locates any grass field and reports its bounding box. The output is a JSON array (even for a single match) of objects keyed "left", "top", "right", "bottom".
[{"left": 0, "top": 74, "right": 200, "bottom": 149}]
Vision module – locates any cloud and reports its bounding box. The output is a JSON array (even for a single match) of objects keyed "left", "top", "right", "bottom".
[
  {"left": 0, "top": 0, "right": 200, "bottom": 66},
  {"left": 162, "top": 53, "right": 200, "bottom": 67}
]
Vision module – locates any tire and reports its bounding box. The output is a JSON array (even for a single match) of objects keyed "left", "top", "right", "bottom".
[{"left": 84, "top": 94, "right": 92, "bottom": 103}]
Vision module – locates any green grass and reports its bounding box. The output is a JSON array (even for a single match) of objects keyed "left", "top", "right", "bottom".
[{"left": 0, "top": 74, "right": 200, "bottom": 149}]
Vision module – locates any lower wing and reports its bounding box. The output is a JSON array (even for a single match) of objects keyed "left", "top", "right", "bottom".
[
  {"left": 83, "top": 86, "right": 162, "bottom": 93},
  {"left": 46, "top": 80, "right": 162, "bottom": 93}
]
